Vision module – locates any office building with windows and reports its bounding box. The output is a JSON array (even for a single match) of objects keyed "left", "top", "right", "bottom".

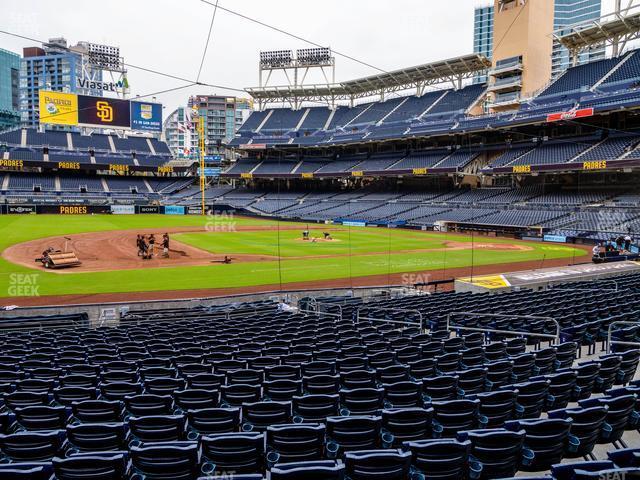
[
  {"left": 20, "top": 37, "right": 103, "bottom": 127},
  {"left": 164, "top": 97, "right": 253, "bottom": 160},
  {"left": 0, "top": 48, "right": 21, "bottom": 132},
  {"left": 552, "top": 0, "right": 604, "bottom": 77},
  {"left": 473, "top": 4, "right": 494, "bottom": 84}
]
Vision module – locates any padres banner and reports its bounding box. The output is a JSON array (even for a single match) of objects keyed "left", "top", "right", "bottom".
[
  {"left": 38, "top": 91, "right": 78, "bottom": 126},
  {"left": 77, "top": 95, "right": 131, "bottom": 128}
]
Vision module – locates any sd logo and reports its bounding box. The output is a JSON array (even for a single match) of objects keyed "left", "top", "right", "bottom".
[{"left": 96, "top": 101, "right": 114, "bottom": 122}]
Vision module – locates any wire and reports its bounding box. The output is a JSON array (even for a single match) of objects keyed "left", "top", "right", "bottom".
[
  {"left": 492, "top": 1, "right": 526, "bottom": 53},
  {"left": 36, "top": 83, "right": 197, "bottom": 123},
  {"left": 197, "top": 0, "right": 220, "bottom": 82},
  {"left": 0, "top": 29, "right": 246, "bottom": 94},
  {"left": 198, "top": 0, "right": 388, "bottom": 74}
]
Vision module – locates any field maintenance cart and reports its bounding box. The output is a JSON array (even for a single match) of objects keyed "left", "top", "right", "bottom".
[{"left": 35, "top": 247, "right": 82, "bottom": 269}]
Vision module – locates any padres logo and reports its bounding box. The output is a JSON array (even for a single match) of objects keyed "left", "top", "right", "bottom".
[{"left": 96, "top": 101, "right": 114, "bottom": 122}]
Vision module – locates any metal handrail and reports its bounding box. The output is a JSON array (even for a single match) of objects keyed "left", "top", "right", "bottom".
[
  {"left": 607, "top": 320, "right": 640, "bottom": 354},
  {"left": 446, "top": 311, "right": 561, "bottom": 343},
  {"left": 298, "top": 299, "right": 344, "bottom": 319},
  {"left": 356, "top": 306, "right": 424, "bottom": 330}
]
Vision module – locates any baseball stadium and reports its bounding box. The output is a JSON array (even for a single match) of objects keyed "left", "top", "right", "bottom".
[{"left": 1, "top": 0, "right": 640, "bottom": 479}]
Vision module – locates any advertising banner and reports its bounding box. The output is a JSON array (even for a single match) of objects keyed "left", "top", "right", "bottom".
[
  {"left": 7, "top": 205, "right": 36, "bottom": 214},
  {"left": 197, "top": 167, "right": 222, "bottom": 177},
  {"left": 138, "top": 205, "right": 160, "bottom": 214},
  {"left": 38, "top": 91, "right": 78, "bottom": 126},
  {"left": 130, "top": 101, "right": 162, "bottom": 132},
  {"left": 543, "top": 234, "right": 568, "bottom": 243},
  {"left": 111, "top": 205, "right": 135, "bottom": 215},
  {"left": 187, "top": 206, "right": 204, "bottom": 215},
  {"left": 546, "top": 107, "right": 594, "bottom": 123},
  {"left": 164, "top": 205, "right": 185, "bottom": 215},
  {"left": 78, "top": 95, "right": 131, "bottom": 128}
]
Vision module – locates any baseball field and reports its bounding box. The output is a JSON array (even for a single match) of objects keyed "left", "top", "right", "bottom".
[{"left": 0, "top": 214, "right": 589, "bottom": 304}]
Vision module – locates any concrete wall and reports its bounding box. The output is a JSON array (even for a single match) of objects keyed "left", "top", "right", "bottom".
[{"left": 492, "top": 0, "right": 554, "bottom": 96}]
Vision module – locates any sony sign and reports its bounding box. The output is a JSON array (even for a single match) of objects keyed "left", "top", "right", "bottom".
[{"left": 77, "top": 77, "right": 129, "bottom": 93}]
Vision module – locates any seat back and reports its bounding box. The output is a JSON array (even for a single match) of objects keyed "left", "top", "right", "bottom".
[
  {"left": 266, "top": 423, "right": 325, "bottom": 464},
  {"left": 53, "top": 452, "right": 129, "bottom": 480},
  {"left": 130, "top": 442, "right": 200, "bottom": 480},
  {"left": 200, "top": 432, "right": 265, "bottom": 475},
  {"left": 344, "top": 449, "right": 412, "bottom": 480}
]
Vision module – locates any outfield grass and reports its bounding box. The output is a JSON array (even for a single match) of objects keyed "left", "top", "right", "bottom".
[{"left": 0, "top": 214, "right": 588, "bottom": 298}]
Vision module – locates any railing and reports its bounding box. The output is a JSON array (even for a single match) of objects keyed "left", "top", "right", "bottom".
[
  {"left": 356, "top": 306, "right": 424, "bottom": 330},
  {"left": 446, "top": 312, "right": 561, "bottom": 344},
  {"left": 298, "top": 298, "right": 345, "bottom": 319},
  {"left": 607, "top": 320, "right": 640, "bottom": 354}
]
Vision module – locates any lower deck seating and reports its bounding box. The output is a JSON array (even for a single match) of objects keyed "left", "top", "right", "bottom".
[{"left": 0, "top": 286, "right": 637, "bottom": 479}]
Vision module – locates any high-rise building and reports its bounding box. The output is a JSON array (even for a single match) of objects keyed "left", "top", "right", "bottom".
[
  {"left": 473, "top": 4, "right": 494, "bottom": 84},
  {"left": 20, "top": 37, "right": 104, "bottom": 128},
  {"left": 0, "top": 48, "right": 21, "bottom": 132},
  {"left": 552, "top": 0, "right": 604, "bottom": 77},
  {"left": 163, "top": 106, "right": 199, "bottom": 162},
  {"left": 473, "top": 0, "right": 604, "bottom": 82},
  {"left": 163, "top": 97, "right": 253, "bottom": 160}
]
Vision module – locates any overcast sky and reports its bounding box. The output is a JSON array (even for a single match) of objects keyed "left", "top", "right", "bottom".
[{"left": 1, "top": 0, "right": 620, "bottom": 117}]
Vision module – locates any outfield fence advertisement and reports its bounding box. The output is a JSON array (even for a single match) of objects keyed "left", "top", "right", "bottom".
[
  {"left": 164, "top": 205, "right": 186, "bottom": 215},
  {"left": 0, "top": 205, "right": 186, "bottom": 215},
  {"left": 111, "top": 205, "right": 136, "bottom": 215}
]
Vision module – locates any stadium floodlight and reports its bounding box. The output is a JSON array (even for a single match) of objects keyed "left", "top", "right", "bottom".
[
  {"left": 260, "top": 50, "right": 293, "bottom": 68},
  {"left": 87, "top": 43, "right": 123, "bottom": 72},
  {"left": 296, "top": 47, "right": 332, "bottom": 66}
]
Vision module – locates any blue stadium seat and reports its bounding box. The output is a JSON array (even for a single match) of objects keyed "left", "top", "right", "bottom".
[
  {"left": 65, "top": 422, "right": 128, "bottom": 453},
  {"left": 0, "top": 430, "right": 66, "bottom": 462},
  {"left": 292, "top": 394, "right": 339, "bottom": 422},
  {"left": 325, "top": 416, "right": 384, "bottom": 456},
  {"left": 200, "top": 432, "right": 265, "bottom": 476},
  {"left": 457, "top": 428, "right": 529, "bottom": 479},
  {"left": 430, "top": 399, "right": 479, "bottom": 438},
  {"left": 608, "top": 447, "right": 640, "bottom": 467},
  {"left": 52, "top": 452, "right": 130, "bottom": 480},
  {"left": 504, "top": 418, "right": 572, "bottom": 471},
  {"left": 0, "top": 463, "right": 54, "bottom": 480},
  {"left": 127, "top": 414, "right": 187, "bottom": 444},
  {"left": 266, "top": 423, "right": 325, "bottom": 465},
  {"left": 403, "top": 438, "right": 473, "bottom": 480},
  {"left": 241, "top": 401, "right": 292, "bottom": 431},
  {"left": 130, "top": 441, "right": 200, "bottom": 480},
  {"left": 270, "top": 460, "right": 345, "bottom": 480},
  {"left": 381, "top": 408, "right": 433, "bottom": 446},
  {"left": 548, "top": 406, "right": 608, "bottom": 459},
  {"left": 343, "top": 449, "right": 412, "bottom": 479},
  {"left": 124, "top": 394, "right": 174, "bottom": 417}
]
